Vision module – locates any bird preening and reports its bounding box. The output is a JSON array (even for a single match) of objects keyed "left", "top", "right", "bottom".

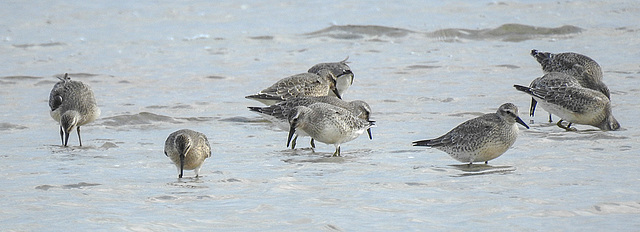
[{"left": 48, "top": 73, "right": 100, "bottom": 147}]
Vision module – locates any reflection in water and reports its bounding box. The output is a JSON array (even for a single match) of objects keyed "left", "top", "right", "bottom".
[
  {"left": 448, "top": 164, "right": 516, "bottom": 177},
  {"left": 280, "top": 148, "right": 372, "bottom": 163},
  {"left": 282, "top": 156, "right": 349, "bottom": 164},
  {"left": 167, "top": 178, "right": 208, "bottom": 189}
]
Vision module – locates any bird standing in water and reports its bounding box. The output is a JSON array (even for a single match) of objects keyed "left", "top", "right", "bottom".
[
  {"left": 413, "top": 103, "right": 529, "bottom": 165},
  {"left": 164, "top": 129, "right": 212, "bottom": 178},
  {"left": 48, "top": 73, "right": 100, "bottom": 146}
]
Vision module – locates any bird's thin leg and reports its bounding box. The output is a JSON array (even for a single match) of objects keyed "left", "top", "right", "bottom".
[
  {"left": 59, "top": 126, "right": 64, "bottom": 145},
  {"left": 77, "top": 126, "right": 82, "bottom": 146},
  {"left": 332, "top": 146, "right": 341, "bottom": 157},
  {"left": 557, "top": 120, "right": 577, "bottom": 131},
  {"left": 291, "top": 135, "right": 298, "bottom": 149},
  {"left": 310, "top": 138, "right": 316, "bottom": 148}
]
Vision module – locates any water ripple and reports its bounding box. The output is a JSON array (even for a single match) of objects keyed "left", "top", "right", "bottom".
[{"left": 305, "top": 23, "right": 582, "bottom": 42}]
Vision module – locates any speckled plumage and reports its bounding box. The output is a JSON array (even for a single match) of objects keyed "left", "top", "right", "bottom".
[
  {"left": 164, "top": 129, "right": 211, "bottom": 178},
  {"left": 246, "top": 59, "right": 354, "bottom": 105},
  {"left": 48, "top": 73, "right": 100, "bottom": 146},
  {"left": 529, "top": 50, "right": 611, "bottom": 120},
  {"left": 514, "top": 72, "right": 620, "bottom": 131},
  {"left": 249, "top": 96, "right": 373, "bottom": 149},
  {"left": 413, "top": 103, "right": 529, "bottom": 164},
  {"left": 287, "top": 102, "right": 374, "bottom": 157},
  {"left": 245, "top": 70, "right": 338, "bottom": 105}
]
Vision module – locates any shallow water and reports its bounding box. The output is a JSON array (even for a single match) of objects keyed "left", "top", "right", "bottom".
[{"left": 1, "top": 1, "right": 639, "bottom": 231}]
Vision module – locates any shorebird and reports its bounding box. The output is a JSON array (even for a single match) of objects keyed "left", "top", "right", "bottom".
[
  {"left": 48, "top": 73, "right": 100, "bottom": 146},
  {"left": 413, "top": 103, "right": 529, "bottom": 165},
  {"left": 245, "top": 69, "right": 340, "bottom": 106},
  {"left": 529, "top": 49, "right": 611, "bottom": 121},
  {"left": 307, "top": 57, "right": 354, "bottom": 97},
  {"left": 514, "top": 72, "right": 620, "bottom": 131},
  {"left": 287, "top": 102, "right": 374, "bottom": 157},
  {"left": 164, "top": 129, "right": 211, "bottom": 178},
  {"left": 248, "top": 96, "right": 373, "bottom": 149},
  {"left": 246, "top": 59, "right": 354, "bottom": 105}
]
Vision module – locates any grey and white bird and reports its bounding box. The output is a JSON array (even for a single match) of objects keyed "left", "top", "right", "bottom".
[
  {"left": 245, "top": 70, "right": 340, "bottom": 106},
  {"left": 514, "top": 72, "right": 620, "bottom": 131},
  {"left": 246, "top": 59, "right": 354, "bottom": 105},
  {"left": 529, "top": 50, "right": 611, "bottom": 121},
  {"left": 248, "top": 96, "right": 373, "bottom": 149},
  {"left": 164, "top": 129, "right": 212, "bottom": 178},
  {"left": 413, "top": 103, "right": 529, "bottom": 165},
  {"left": 287, "top": 102, "right": 374, "bottom": 157},
  {"left": 48, "top": 73, "right": 100, "bottom": 147}
]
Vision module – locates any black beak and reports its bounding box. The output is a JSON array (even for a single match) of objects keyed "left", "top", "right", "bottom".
[
  {"left": 516, "top": 116, "right": 530, "bottom": 129},
  {"left": 179, "top": 154, "right": 185, "bottom": 178},
  {"left": 63, "top": 129, "right": 70, "bottom": 147},
  {"left": 328, "top": 76, "right": 342, "bottom": 99},
  {"left": 287, "top": 123, "right": 297, "bottom": 148},
  {"left": 332, "top": 88, "right": 342, "bottom": 99}
]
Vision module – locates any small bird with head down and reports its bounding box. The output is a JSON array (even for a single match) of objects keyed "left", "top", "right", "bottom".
[{"left": 164, "top": 129, "right": 212, "bottom": 178}]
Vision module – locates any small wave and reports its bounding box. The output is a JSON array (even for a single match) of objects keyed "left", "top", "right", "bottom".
[
  {"left": 36, "top": 182, "right": 101, "bottom": 191},
  {"left": 62, "top": 182, "right": 101, "bottom": 189},
  {"left": 99, "top": 112, "right": 179, "bottom": 127},
  {"left": 182, "top": 34, "right": 210, "bottom": 41},
  {"left": 99, "top": 112, "right": 218, "bottom": 129},
  {"left": 494, "top": 64, "right": 520, "bottom": 69},
  {"left": 428, "top": 24, "right": 583, "bottom": 42},
  {"left": 417, "top": 96, "right": 455, "bottom": 103},
  {"left": 406, "top": 65, "right": 441, "bottom": 70},
  {"left": 305, "top": 23, "right": 582, "bottom": 42},
  {"left": 304, "top": 25, "right": 416, "bottom": 39},
  {"left": 249, "top": 35, "right": 274, "bottom": 40},
  {"left": 204, "top": 75, "right": 226, "bottom": 79},
  {"left": 65, "top": 73, "right": 102, "bottom": 78},
  {"left": 0, "top": 122, "right": 27, "bottom": 131},
  {"left": 1, "top": 75, "right": 43, "bottom": 80},
  {"left": 590, "top": 202, "right": 640, "bottom": 214},
  {"left": 13, "top": 42, "right": 66, "bottom": 48},
  {"left": 99, "top": 142, "right": 118, "bottom": 150},
  {"left": 220, "top": 116, "right": 265, "bottom": 123},
  {"left": 543, "top": 131, "right": 628, "bottom": 141},
  {"left": 448, "top": 112, "right": 485, "bottom": 118},
  {"left": 177, "top": 116, "right": 217, "bottom": 122}
]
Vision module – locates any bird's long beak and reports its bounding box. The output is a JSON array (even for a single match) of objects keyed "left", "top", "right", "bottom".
[
  {"left": 179, "top": 154, "right": 185, "bottom": 178},
  {"left": 516, "top": 116, "right": 530, "bottom": 129},
  {"left": 328, "top": 75, "right": 342, "bottom": 99},
  {"left": 332, "top": 88, "right": 342, "bottom": 99},
  {"left": 287, "top": 123, "right": 297, "bottom": 148},
  {"left": 63, "top": 129, "right": 71, "bottom": 147}
]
